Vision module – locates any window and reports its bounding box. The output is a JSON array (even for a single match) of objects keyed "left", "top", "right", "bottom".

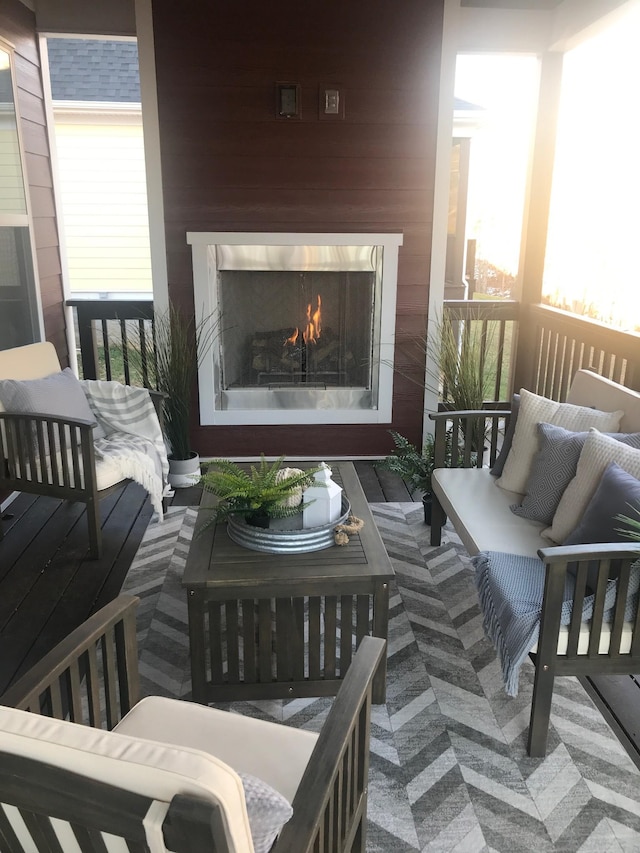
[
  {"left": 542, "top": 6, "right": 640, "bottom": 332},
  {"left": 453, "top": 54, "right": 539, "bottom": 300},
  {"left": 0, "top": 41, "right": 40, "bottom": 349}
]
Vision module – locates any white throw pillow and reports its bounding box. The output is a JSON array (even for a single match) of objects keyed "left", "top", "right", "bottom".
[
  {"left": 544, "top": 429, "right": 640, "bottom": 543},
  {"left": 495, "top": 388, "right": 623, "bottom": 494}
]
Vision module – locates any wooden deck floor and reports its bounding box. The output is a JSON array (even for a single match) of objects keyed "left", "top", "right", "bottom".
[{"left": 1, "top": 463, "right": 638, "bottom": 761}]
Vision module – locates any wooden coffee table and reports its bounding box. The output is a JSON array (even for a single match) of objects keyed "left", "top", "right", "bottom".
[{"left": 182, "top": 461, "right": 393, "bottom": 704}]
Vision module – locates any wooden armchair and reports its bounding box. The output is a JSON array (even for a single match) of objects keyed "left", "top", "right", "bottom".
[
  {"left": 0, "top": 595, "right": 385, "bottom": 853},
  {"left": 0, "top": 342, "right": 166, "bottom": 558}
]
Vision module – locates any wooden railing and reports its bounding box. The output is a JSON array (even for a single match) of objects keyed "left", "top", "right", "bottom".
[
  {"left": 67, "top": 297, "right": 640, "bottom": 408},
  {"left": 442, "top": 299, "right": 520, "bottom": 403},
  {"left": 443, "top": 299, "right": 640, "bottom": 404},
  {"left": 67, "top": 299, "right": 155, "bottom": 386},
  {"left": 514, "top": 303, "right": 640, "bottom": 399}
]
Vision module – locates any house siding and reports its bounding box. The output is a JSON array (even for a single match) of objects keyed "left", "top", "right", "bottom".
[
  {"left": 53, "top": 117, "right": 152, "bottom": 295},
  {"left": 151, "top": 0, "right": 444, "bottom": 457},
  {"left": 0, "top": 0, "right": 67, "bottom": 364}
]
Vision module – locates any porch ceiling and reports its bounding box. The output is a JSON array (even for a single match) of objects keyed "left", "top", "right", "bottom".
[{"left": 462, "top": 0, "right": 563, "bottom": 7}]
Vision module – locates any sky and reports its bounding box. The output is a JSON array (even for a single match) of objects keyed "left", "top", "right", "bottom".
[
  {"left": 454, "top": 53, "right": 539, "bottom": 279},
  {"left": 453, "top": 4, "right": 640, "bottom": 332}
]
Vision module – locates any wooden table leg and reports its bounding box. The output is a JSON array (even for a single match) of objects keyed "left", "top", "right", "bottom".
[
  {"left": 186, "top": 589, "right": 207, "bottom": 704},
  {"left": 371, "top": 580, "right": 390, "bottom": 704}
]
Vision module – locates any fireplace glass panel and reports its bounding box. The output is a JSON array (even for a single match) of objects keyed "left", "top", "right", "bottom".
[
  {"left": 189, "top": 233, "right": 402, "bottom": 424},
  {"left": 219, "top": 270, "right": 374, "bottom": 391}
]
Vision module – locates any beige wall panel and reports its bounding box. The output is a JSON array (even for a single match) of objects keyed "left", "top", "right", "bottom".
[{"left": 54, "top": 117, "right": 152, "bottom": 294}]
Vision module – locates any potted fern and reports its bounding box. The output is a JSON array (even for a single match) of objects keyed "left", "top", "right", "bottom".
[
  {"left": 200, "top": 456, "right": 322, "bottom": 528},
  {"left": 377, "top": 429, "right": 470, "bottom": 525},
  {"left": 376, "top": 431, "right": 441, "bottom": 524}
]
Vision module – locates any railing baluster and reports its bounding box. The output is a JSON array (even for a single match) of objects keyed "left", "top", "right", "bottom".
[
  {"left": 120, "top": 318, "right": 131, "bottom": 385},
  {"left": 67, "top": 299, "right": 156, "bottom": 388},
  {"left": 101, "top": 318, "right": 112, "bottom": 380},
  {"left": 138, "top": 318, "right": 150, "bottom": 387}
]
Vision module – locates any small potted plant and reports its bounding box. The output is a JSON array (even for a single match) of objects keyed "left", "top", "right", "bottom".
[
  {"left": 151, "top": 305, "right": 220, "bottom": 488},
  {"left": 200, "top": 455, "right": 322, "bottom": 528},
  {"left": 376, "top": 429, "right": 464, "bottom": 525}
]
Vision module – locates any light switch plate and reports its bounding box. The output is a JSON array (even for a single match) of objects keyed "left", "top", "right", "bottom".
[{"left": 319, "top": 83, "right": 345, "bottom": 120}]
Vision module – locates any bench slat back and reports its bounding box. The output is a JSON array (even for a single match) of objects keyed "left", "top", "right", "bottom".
[{"left": 567, "top": 369, "right": 640, "bottom": 433}]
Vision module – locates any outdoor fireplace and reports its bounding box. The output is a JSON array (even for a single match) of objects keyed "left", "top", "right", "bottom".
[{"left": 188, "top": 233, "right": 402, "bottom": 426}]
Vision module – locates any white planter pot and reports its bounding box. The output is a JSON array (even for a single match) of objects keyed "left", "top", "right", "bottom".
[{"left": 168, "top": 452, "right": 201, "bottom": 489}]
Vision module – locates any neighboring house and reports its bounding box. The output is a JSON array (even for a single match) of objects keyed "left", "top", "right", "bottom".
[{"left": 47, "top": 39, "right": 152, "bottom": 298}]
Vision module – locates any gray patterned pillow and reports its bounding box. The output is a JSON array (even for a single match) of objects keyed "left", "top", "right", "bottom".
[
  {"left": 240, "top": 772, "right": 293, "bottom": 853},
  {"left": 0, "top": 368, "right": 105, "bottom": 442},
  {"left": 510, "top": 423, "right": 640, "bottom": 525}
]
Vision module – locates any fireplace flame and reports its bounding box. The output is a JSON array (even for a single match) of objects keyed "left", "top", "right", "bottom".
[
  {"left": 283, "top": 294, "right": 322, "bottom": 348},
  {"left": 303, "top": 294, "right": 322, "bottom": 345}
]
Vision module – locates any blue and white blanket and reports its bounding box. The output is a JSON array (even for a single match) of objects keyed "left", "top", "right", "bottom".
[
  {"left": 81, "top": 379, "right": 170, "bottom": 519},
  {"left": 472, "top": 551, "right": 639, "bottom": 697}
]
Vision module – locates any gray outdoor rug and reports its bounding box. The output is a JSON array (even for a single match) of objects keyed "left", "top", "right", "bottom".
[{"left": 121, "top": 503, "right": 640, "bottom": 852}]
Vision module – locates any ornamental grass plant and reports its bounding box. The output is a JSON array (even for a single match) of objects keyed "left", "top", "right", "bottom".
[
  {"left": 615, "top": 505, "right": 640, "bottom": 542},
  {"left": 150, "top": 305, "right": 220, "bottom": 461}
]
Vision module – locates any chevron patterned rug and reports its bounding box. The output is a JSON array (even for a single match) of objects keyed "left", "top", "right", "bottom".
[{"left": 121, "top": 503, "right": 640, "bottom": 852}]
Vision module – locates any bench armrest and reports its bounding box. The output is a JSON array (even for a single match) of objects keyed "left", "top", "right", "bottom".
[
  {"left": 0, "top": 595, "right": 140, "bottom": 729},
  {"left": 535, "top": 543, "right": 640, "bottom": 665}
]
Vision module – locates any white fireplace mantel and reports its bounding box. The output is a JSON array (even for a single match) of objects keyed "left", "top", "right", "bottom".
[{"left": 187, "top": 231, "right": 403, "bottom": 426}]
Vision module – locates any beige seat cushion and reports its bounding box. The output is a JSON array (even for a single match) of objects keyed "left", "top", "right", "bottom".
[
  {"left": 532, "top": 621, "right": 634, "bottom": 655},
  {"left": 115, "top": 695, "right": 319, "bottom": 803},
  {"left": 14, "top": 450, "right": 126, "bottom": 492},
  {"left": 432, "top": 467, "right": 546, "bottom": 558}
]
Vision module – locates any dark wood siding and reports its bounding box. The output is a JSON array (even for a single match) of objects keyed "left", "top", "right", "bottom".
[
  {"left": 152, "top": 0, "right": 443, "bottom": 457},
  {"left": 0, "top": 0, "right": 67, "bottom": 365}
]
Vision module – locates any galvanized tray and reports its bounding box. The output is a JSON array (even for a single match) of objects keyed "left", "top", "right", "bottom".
[{"left": 226, "top": 496, "right": 351, "bottom": 554}]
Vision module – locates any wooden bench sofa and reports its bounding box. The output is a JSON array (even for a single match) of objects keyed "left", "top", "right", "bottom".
[
  {"left": 429, "top": 369, "right": 640, "bottom": 756},
  {"left": 0, "top": 595, "right": 385, "bottom": 852}
]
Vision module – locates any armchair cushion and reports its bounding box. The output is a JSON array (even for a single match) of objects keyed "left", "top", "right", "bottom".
[
  {"left": 115, "top": 695, "right": 318, "bottom": 803},
  {"left": 0, "top": 368, "right": 105, "bottom": 441},
  {"left": 495, "top": 388, "right": 623, "bottom": 494},
  {"left": 115, "top": 697, "right": 319, "bottom": 853},
  {"left": 0, "top": 705, "right": 254, "bottom": 853}
]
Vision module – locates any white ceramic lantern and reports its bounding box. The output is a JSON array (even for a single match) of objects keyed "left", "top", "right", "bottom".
[{"left": 302, "top": 462, "right": 343, "bottom": 528}]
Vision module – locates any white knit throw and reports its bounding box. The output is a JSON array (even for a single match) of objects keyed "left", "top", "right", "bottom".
[{"left": 81, "top": 379, "right": 170, "bottom": 519}]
